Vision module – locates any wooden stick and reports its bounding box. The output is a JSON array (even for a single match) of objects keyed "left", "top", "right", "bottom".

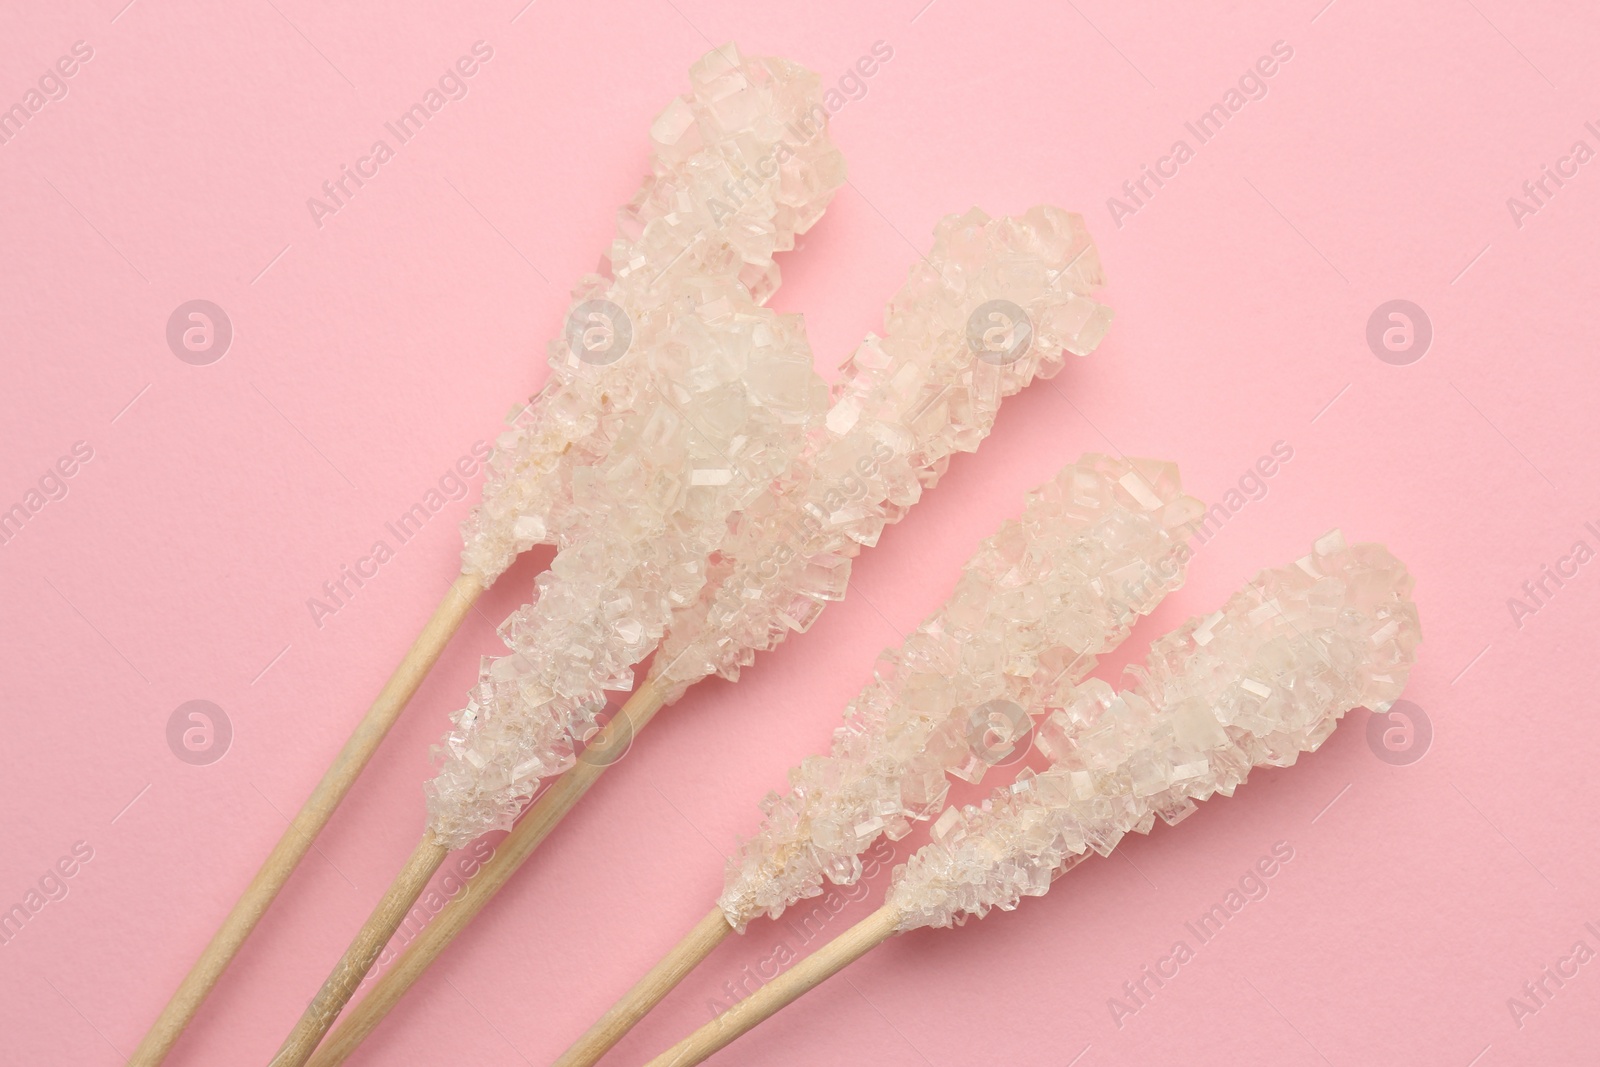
[
  {"left": 642, "top": 904, "right": 902, "bottom": 1067},
  {"left": 554, "top": 795, "right": 839, "bottom": 1064},
  {"left": 271, "top": 833, "right": 450, "bottom": 1067},
  {"left": 551, "top": 907, "right": 733, "bottom": 1067},
  {"left": 303, "top": 678, "right": 670, "bottom": 1067},
  {"left": 130, "top": 571, "right": 484, "bottom": 1067}
]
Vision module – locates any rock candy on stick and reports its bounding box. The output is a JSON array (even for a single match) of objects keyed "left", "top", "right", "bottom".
[
  {"left": 305, "top": 210, "right": 1116, "bottom": 1067},
  {"left": 888, "top": 529, "right": 1421, "bottom": 929},
  {"left": 267, "top": 45, "right": 852, "bottom": 1067},
  {"left": 554, "top": 453, "right": 1198, "bottom": 1067},
  {"left": 640, "top": 532, "right": 1421, "bottom": 1067}
]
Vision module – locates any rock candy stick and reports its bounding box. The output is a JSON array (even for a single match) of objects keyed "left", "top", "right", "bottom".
[
  {"left": 260, "top": 45, "right": 849, "bottom": 1067},
  {"left": 643, "top": 533, "right": 1420, "bottom": 1067}
]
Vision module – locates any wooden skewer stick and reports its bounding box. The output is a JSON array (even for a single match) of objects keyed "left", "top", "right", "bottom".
[
  {"left": 271, "top": 834, "right": 450, "bottom": 1066},
  {"left": 130, "top": 571, "right": 484, "bottom": 1067},
  {"left": 642, "top": 904, "right": 901, "bottom": 1067},
  {"left": 551, "top": 907, "right": 733, "bottom": 1067},
  {"left": 301, "top": 677, "right": 670, "bottom": 1067},
  {"left": 551, "top": 833, "right": 818, "bottom": 1066}
]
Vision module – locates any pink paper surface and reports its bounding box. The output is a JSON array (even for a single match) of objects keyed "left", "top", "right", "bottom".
[{"left": 3, "top": 2, "right": 1597, "bottom": 1065}]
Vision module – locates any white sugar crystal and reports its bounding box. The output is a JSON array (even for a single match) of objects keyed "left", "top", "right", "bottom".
[
  {"left": 854, "top": 817, "right": 885, "bottom": 838},
  {"left": 886, "top": 533, "right": 1422, "bottom": 931},
  {"left": 1118, "top": 471, "right": 1163, "bottom": 511},
  {"left": 714, "top": 454, "right": 1202, "bottom": 929},
  {"left": 512, "top": 514, "right": 546, "bottom": 542}
]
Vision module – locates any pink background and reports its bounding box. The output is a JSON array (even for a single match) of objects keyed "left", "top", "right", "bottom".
[{"left": 3, "top": 1, "right": 1598, "bottom": 1064}]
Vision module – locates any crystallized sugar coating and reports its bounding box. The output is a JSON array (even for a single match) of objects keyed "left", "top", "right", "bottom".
[
  {"left": 716, "top": 454, "right": 1203, "bottom": 930},
  {"left": 886, "top": 531, "right": 1422, "bottom": 932},
  {"left": 427, "top": 301, "right": 829, "bottom": 846},
  {"left": 459, "top": 43, "right": 847, "bottom": 584},
  {"left": 653, "top": 205, "right": 1117, "bottom": 705},
  {"left": 427, "top": 45, "right": 848, "bottom": 847}
]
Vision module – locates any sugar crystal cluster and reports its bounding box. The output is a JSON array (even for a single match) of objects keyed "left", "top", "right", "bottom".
[
  {"left": 886, "top": 530, "right": 1421, "bottom": 931},
  {"left": 717, "top": 454, "right": 1202, "bottom": 930},
  {"left": 459, "top": 43, "right": 846, "bottom": 584},
  {"left": 428, "top": 47, "right": 845, "bottom": 847},
  {"left": 654, "top": 206, "right": 1117, "bottom": 704}
]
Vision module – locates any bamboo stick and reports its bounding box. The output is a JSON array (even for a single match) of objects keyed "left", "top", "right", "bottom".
[
  {"left": 270, "top": 834, "right": 450, "bottom": 1066},
  {"left": 130, "top": 571, "right": 483, "bottom": 1066},
  {"left": 551, "top": 907, "right": 733, "bottom": 1067},
  {"left": 642, "top": 905, "right": 901, "bottom": 1067},
  {"left": 301, "top": 678, "right": 669, "bottom": 1067}
]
